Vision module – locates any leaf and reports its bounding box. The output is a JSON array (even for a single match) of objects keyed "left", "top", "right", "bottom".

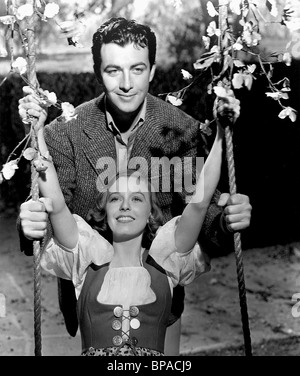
[
  {"left": 266, "top": 91, "right": 289, "bottom": 100},
  {"left": 266, "top": 0, "right": 272, "bottom": 13},
  {"left": 0, "top": 172, "right": 3, "bottom": 185},
  {"left": 244, "top": 74, "right": 253, "bottom": 90},
  {"left": 23, "top": 148, "right": 37, "bottom": 161},
  {"left": 233, "top": 60, "right": 245, "bottom": 68},
  {"left": 278, "top": 107, "right": 297, "bottom": 122},
  {"left": 193, "top": 56, "right": 215, "bottom": 71}
]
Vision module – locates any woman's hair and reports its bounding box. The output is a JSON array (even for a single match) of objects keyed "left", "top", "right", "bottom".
[
  {"left": 87, "top": 169, "right": 164, "bottom": 249},
  {"left": 92, "top": 17, "right": 157, "bottom": 83}
]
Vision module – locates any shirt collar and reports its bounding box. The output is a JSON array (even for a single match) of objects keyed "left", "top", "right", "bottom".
[{"left": 105, "top": 97, "right": 147, "bottom": 136}]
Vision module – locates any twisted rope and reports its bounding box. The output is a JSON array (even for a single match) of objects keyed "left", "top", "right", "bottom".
[
  {"left": 26, "top": 2, "right": 42, "bottom": 356},
  {"left": 218, "top": 0, "right": 252, "bottom": 356},
  {"left": 225, "top": 126, "right": 252, "bottom": 356}
]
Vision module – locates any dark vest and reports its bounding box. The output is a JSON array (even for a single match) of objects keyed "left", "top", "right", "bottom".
[{"left": 77, "top": 251, "right": 172, "bottom": 353}]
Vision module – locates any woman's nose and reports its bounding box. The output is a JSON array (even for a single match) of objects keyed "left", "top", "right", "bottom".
[{"left": 120, "top": 198, "right": 130, "bottom": 211}]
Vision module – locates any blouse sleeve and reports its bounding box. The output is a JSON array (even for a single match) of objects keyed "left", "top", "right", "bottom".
[
  {"left": 41, "top": 214, "right": 113, "bottom": 293},
  {"left": 148, "top": 216, "right": 211, "bottom": 288}
]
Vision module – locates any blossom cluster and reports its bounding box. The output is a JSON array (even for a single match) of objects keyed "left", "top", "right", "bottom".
[
  {"left": 166, "top": 0, "right": 298, "bottom": 132},
  {"left": 0, "top": 1, "right": 81, "bottom": 185}
]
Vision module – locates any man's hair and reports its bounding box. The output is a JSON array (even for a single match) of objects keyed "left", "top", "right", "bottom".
[{"left": 92, "top": 17, "right": 157, "bottom": 82}]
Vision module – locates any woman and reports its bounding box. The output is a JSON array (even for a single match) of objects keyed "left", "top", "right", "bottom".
[{"left": 21, "top": 88, "right": 239, "bottom": 356}]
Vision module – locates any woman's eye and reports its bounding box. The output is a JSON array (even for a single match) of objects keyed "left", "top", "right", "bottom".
[
  {"left": 109, "top": 196, "right": 119, "bottom": 202},
  {"left": 132, "top": 196, "right": 142, "bottom": 202}
]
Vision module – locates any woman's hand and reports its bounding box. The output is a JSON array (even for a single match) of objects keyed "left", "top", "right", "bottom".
[{"left": 214, "top": 89, "right": 240, "bottom": 127}]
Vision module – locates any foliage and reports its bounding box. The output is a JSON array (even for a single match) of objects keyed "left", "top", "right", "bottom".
[
  {"left": 0, "top": 0, "right": 299, "bottom": 206},
  {"left": 162, "top": 0, "right": 299, "bottom": 135}
]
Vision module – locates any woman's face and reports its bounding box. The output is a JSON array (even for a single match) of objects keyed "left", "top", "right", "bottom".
[{"left": 106, "top": 175, "right": 152, "bottom": 242}]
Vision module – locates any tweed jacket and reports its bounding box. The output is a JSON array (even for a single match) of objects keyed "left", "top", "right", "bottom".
[{"left": 43, "top": 93, "right": 222, "bottom": 240}]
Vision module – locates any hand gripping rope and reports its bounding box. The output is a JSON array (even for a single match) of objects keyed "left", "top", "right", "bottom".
[
  {"left": 219, "top": 0, "right": 252, "bottom": 356},
  {"left": 26, "top": 1, "right": 43, "bottom": 357}
]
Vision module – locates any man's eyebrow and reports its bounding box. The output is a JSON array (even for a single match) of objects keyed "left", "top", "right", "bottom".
[
  {"left": 104, "top": 62, "right": 147, "bottom": 70},
  {"left": 104, "top": 64, "right": 120, "bottom": 70}
]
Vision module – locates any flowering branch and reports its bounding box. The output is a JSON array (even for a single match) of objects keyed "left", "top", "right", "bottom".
[
  {"left": 0, "top": 1, "right": 80, "bottom": 185},
  {"left": 167, "top": 0, "right": 299, "bottom": 133}
]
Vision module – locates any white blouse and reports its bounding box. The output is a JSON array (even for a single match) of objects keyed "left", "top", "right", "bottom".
[{"left": 41, "top": 215, "right": 211, "bottom": 305}]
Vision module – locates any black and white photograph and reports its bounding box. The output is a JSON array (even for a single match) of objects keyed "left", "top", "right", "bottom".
[{"left": 0, "top": 0, "right": 300, "bottom": 358}]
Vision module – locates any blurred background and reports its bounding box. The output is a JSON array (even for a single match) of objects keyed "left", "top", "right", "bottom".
[{"left": 0, "top": 0, "right": 300, "bottom": 250}]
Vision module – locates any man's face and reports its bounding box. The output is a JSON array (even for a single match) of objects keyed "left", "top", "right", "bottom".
[{"left": 100, "top": 42, "right": 156, "bottom": 115}]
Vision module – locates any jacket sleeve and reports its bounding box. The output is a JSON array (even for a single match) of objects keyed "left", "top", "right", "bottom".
[{"left": 16, "top": 118, "right": 77, "bottom": 255}]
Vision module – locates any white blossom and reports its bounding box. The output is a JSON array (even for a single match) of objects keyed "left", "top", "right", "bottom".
[
  {"left": 61, "top": 102, "right": 77, "bottom": 121},
  {"left": 229, "top": 0, "right": 241, "bottom": 15},
  {"left": 181, "top": 69, "right": 193, "bottom": 80},
  {"left": 0, "top": 15, "right": 16, "bottom": 25},
  {"left": 44, "top": 2, "right": 60, "bottom": 19},
  {"left": 207, "top": 21, "right": 221, "bottom": 37},
  {"left": 283, "top": 52, "right": 292, "bottom": 66},
  {"left": 213, "top": 86, "right": 228, "bottom": 98},
  {"left": 207, "top": 1, "right": 219, "bottom": 17},
  {"left": 202, "top": 36, "right": 210, "bottom": 50},
  {"left": 2, "top": 160, "right": 18, "bottom": 180},
  {"left": 44, "top": 91, "right": 57, "bottom": 105},
  {"left": 16, "top": 4, "right": 34, "bottom": 20},
  {"left": 12, "top": 57, "right": 27, "bottom": 75}
]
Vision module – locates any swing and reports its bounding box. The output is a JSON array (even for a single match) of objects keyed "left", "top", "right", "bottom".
[{"left": 8, "top": 0, "right": 299, "bottom": 357}]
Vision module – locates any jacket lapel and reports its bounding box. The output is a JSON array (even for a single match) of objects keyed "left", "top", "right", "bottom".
[{"left": 81, "top": 95, "right": 117, "bottom": 175}]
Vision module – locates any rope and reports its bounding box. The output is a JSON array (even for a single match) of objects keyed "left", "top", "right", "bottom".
[
  {"left": 224, "top": 126, "right": 252, "bottom": 356},
  {"left": 218, "top": 1, "right": 252, "bottom": 356},
  {"left": 26, "top": 1, "right": 43, "bottom": 356}
]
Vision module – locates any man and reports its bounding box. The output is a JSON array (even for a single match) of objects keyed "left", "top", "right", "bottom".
[{"left": 18, "top": 17, "right": 252, "bottom": 355}]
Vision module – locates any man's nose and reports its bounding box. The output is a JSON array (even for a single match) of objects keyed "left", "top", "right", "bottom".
[{"left": 120, "top": 71, "right": 133, "bottom": 92}]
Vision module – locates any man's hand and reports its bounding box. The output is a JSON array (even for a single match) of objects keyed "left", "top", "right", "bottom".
[
  {"left": 214, "top": 88, "right": 240, "bottom": 126},
  {"left": 19, "top": 198, "right": 53, "bottom": 240},
  {"left": 18, "top": 86, "right": 48, "bottom": 133},
  {"left": 218, "top": 193, "right": 252, "bottom": 233}
]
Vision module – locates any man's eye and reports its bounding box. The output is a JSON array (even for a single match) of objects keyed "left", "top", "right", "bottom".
[
  {"left": 107, "top": 69, "right": 118, "bottom": 75},
  {"left": 133, "top": 67, "right": 144, "bottom": 74}
]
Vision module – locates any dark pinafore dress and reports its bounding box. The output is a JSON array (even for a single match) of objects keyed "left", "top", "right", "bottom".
[{"left": 77, "top": 250, "right": 172, "bottom": 356}]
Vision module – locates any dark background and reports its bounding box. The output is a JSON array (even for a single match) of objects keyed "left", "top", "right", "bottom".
[{"left": 0, "top": 59, "right": 300, "bottom": 250}]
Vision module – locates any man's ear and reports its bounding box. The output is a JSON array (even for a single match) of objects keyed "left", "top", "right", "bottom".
[{"left": 149, "top": 63, "right": 156, "bottom": 83}]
